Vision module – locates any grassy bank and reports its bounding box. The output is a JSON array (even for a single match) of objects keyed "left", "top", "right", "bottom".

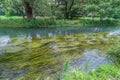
[
  {"left": 56, "top": 45, "right": 120, "bottom": 80},
  {"left": 51, "top": 64, "right": 120, "bottom": 80},
  {"left": 6, "top": 64, "right": 119, "bottom": 80},
  {"left": 0, "top": 16, "right": 120, "bottom": 28},
  {"left": 48, "top": 44, "right": 120, "bottom": 80}
]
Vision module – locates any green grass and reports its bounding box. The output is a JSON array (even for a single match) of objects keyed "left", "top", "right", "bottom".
[
  {"left": 55, "top": 44, "right": 120, "bottom": 80},
  {"left": 79, "top": 18, "right": 120, "bottom": 27},
  {"left": 3, "top": 64, "right": 119, "bottom": 80},
  {"left": 107, "top": 44, "right": 120, "bottom": 64},
  {"left": 48, "top": 44, "right": 120, "bottom": 80},
  {"left": 27, "top": 64, "right": 119, "bottom": 80},
  {"left": 0, "top": 16, "right": 120, "bottom": 28},
  {"left": 0, "top": 16, "right": 78, "bottom": 28},
  {"left": 58, "top": 64, "right": 120, "bottom": 80}
]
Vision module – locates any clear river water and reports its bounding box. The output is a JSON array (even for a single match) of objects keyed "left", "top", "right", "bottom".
[{"left": 0, "top": 27, "right": 120, "bottom": 79}]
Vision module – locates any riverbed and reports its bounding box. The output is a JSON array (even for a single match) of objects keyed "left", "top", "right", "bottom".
[{"left": 0, "top": 27, "right": 120, "bottom": 79}]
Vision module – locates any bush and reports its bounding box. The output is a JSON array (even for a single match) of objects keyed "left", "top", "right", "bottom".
[
  {"left": 0, "top": 16, "right": 120, "bottom": 28},
  {"left": 107, "top": 45, "right": 120, "bottom": 64},
  {"left": 52, "top": 64, "right": 120, "bottom": 80},
  {"left": 23, "top": 18, "right": 57, "bottom": 28},
  {"left": 79, "top": 18, "right": 119, "bottom": 27},
  {"left": 5, "top": 11, "right": 12, "bottom": 17}
]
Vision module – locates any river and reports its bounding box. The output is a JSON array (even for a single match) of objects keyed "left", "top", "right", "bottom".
[{"left": 0, "top": 27, "right": 120, "bottom": 79}]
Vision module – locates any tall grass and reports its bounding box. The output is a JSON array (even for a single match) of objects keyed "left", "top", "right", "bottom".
[
  {"left": 107, "top": 45, "right": 120, "bottom": 64},
  {"left": 60, "top": 64, "right": 120, "bottom": 80},
  {"left": 46, "top": 58, "right": 120, "bottom": 80},
  {"left": 0, "top": 16, "right": 120, "bottom": 28},
  {"left": 79, "top": 18, "right": 120, "bottom": 27},
  {"left": 47, "top": 44, "right": 120, "bottom": 80}
]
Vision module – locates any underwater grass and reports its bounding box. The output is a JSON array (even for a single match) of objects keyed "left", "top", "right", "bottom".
[{"left": 0, "top": 32, "right": 120, "bottom": 80}]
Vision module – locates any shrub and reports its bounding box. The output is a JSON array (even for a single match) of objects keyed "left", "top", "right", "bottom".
[
  {"left": 79, "top": 18, "right": 118, "bottom": 27},
  {"left": 107, "top": 45, "right": 120, "bottom": 64},
  {"left": 55, "top": 64, "right": 120, "bottom": 80}
]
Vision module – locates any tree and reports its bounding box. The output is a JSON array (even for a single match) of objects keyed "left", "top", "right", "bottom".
[
  {"left": 85, "top": 4, "right": 99, "bottom": 21},
  {"left": 33, "top": 0, "right": 53, "bottom": 17},
  {"left": 0, "top": 0, "right": 120, "bottom": 20},
  {"left": 12, "top": 0, "right": 25, "bottom": 17},
  {"left": 109, "top": 0, "right": 120, "bottom": 19},
  {"left": 22, "top": 0, "right": 35, "bottom": 19},
  {"left": 56, "top": 0, "right": 75, "bottom": 19},
  {"left": 98, "top": 1, "right": 110, "bottom": 21},
  {"left": 0, "top": 0, "right": 12, "bottom": 16}
]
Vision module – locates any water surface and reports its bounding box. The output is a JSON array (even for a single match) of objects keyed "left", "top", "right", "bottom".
[{"left": 0, "top": 27, "right": 120, "bottom": 79}]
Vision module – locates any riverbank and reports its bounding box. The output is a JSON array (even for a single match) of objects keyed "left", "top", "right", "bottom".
[
  {"left": 47, "top": 44, "right": 120, "bottom": 80},
  {"left": 0, "top": 16, "right": 120, "bottom": 28},
  {"left": 48, "top": 64, "right": 120, "bottom": 80},
  {"left": 51, "top": 44, "right": 120, "bottom": 80}
]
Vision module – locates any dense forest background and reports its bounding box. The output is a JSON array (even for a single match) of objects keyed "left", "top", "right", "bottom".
[{"left": 0, "top": 0, "right": 120, "bottom": 20}]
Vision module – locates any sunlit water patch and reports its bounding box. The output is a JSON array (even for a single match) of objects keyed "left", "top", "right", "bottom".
[
  {"left": 0, "top": 36, "right": 11, "bottom": 55},
  {"left": 69, "top": 49, "right": 107, "bottom": 72},
  {"left": 108, "top": 29, "right": 120, "bottom": 36}
]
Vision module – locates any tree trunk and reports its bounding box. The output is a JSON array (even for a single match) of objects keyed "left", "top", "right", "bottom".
[
  {"left": 64, "top": 1, "right": 69, "bottom": 19},
  {"left": 64, "top": 0, "right": 74, "bottom": 19},
  {"left": 64, "top": 11, "right": 69, "bottom": 19},
  {"left": 92, "top": 12, "right": 95, "bottom": 22},
  {"left": 68, "top": 0, "right": 74, "bottom": 19},
  {"left": 100, "top": 13, "right": 103, "bottom": 22},
  {"left": 22, "top": 0, "right": 33, "bottom": 19}
]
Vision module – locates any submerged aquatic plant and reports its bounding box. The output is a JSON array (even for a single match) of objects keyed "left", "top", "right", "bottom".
[{"left": 0, "top": 32, "right": 120, "bottom": 79}]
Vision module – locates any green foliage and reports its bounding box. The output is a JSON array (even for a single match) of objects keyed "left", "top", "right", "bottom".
[
  {"left": 63, "top": 59, "right": 70, "bottom": 72},
  {"left": 5, "top": 11, "right": 11, "bottom": 17},
  {"left": 0, "top": 16, "right": 120, "bottom": 28},
  {"left": 22, "top": 18, "right": 57, "bottom": 28},
  {"left": 107, "top": 45, "right": 120, "bottom": 64},
  {"left": 56, "top": 64, "right": 120, "bottom": 80},
  {"left": 0, "top": 0, "right": 120, "bottom": 20},
  {"left": 0, "top": 17, "right": 57, "bottom": 28},
  {"left": 34, "top": 0, "right": 53, "bottom": 16},
  {"left": 79, "top": 18, "right": 119, "bottom": 27},
  {"left": 2, "top": 64, "right": 120, "bottom": 80}
]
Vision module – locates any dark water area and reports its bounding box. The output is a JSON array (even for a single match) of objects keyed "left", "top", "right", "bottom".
[
  {"left": 0, "top": 27, "right": 118, "bottom": 37},
  {"left": 0, "top": 27, "right": 120, "bottom": 79}
]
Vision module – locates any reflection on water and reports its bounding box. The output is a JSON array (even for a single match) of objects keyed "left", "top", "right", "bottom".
[
  {"left": 36, "top": 34, "right": 41, "bottom": 39},
  {"left": 0, "top": 36, "right": 10, "bottom": 55},
  {"left": 0, "top": 36, "right": 10, "bottom": 47},
  {"left": 70, "top": 49, "right": 107, "bottom": 72},
  {"left": 0, "top": 27, "right": 120, "bottom": 79},
  {"left": 27, "top": 34, "right": 32, "bottom": 42},
  {"left": 0, "top": 27, "right": 117, "bottom": 37},
  {"left": 108, "top": 29, "right": 120, "bottom": 36}
]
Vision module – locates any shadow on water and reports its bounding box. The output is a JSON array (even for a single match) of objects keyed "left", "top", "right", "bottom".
[
  {"left": 0, "top": 27, "right": 120, "bottom": 79},
  {"left": 0, "top": 26, "right": 119, "bottom": 37}
]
